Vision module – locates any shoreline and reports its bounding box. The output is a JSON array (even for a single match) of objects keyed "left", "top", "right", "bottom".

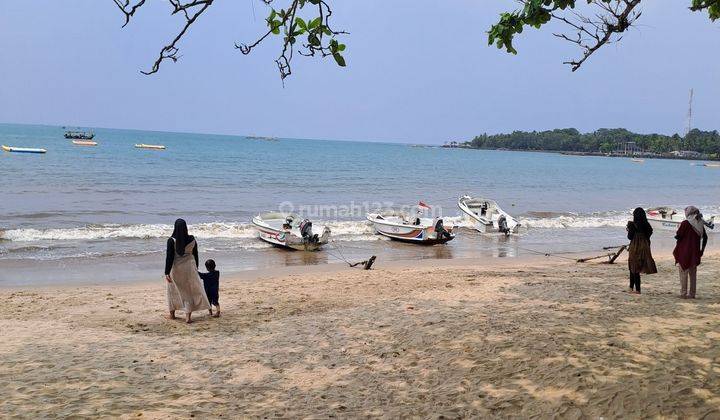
[
  {"left": 0, "top": 234, "right": 703, "bottom": 289},
  {"left": 452, "top": 146, "right": 720, "bottom": 162},
  {"left": 1, "top": 251, "right": 719, "bottom": 417}
]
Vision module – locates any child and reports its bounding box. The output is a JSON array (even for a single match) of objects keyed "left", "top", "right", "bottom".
[{"left": 199, "top": 259, "right": 220, "bottom": 317}]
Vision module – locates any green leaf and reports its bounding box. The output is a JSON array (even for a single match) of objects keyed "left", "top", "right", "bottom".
[
  {"left": 308, "top": 17, "right": 322, "bottom": 30},
  {"left": 295, "top": 17, "right": 307, "bottom": 31},
  {"left": 333, "top": 53, "right": 346, "bottom": 67},
  {"left": 308, "top": 33, "right": 321, "bottom": 46},
  {"left": 337, "top": 43, "right": 346, "bottom": 52}
]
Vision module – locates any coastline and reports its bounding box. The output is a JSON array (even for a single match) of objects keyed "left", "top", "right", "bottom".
[
  {"left": 450, "top": 146, "right": 720, "bottom": 162},
  {"left": 2, "top": 251, "right": 719, "bottom": 417}
]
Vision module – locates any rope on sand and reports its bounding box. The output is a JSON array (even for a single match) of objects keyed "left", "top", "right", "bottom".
[
  {"left": 514, "top": 245, "right": 627, "bottom": 262},
  {"left": 326, "top": 240, "right": 376, "bottom": 269}
]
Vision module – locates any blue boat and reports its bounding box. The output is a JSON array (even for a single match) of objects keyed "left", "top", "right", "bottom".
[{"left": 2, "top": 145, "right": 47, "bottom": 154}]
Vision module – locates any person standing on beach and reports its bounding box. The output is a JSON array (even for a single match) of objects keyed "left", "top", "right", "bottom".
[
  {"left": 165, "top": 219, "right": 210, "bottom": 323},
  {"left": 626, "top": 207, "right": 657, "bottom": 294},
  {"left": 673, "top": 206, "right": 708, "bottom": 299}
]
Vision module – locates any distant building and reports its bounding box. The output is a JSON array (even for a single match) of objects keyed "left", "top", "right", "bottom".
[
  {"left": 614, "top": 141, "right": 644, "bottom": 156},
  {"left": 671, "top": 150, "right": 703, "bottom": 158}
]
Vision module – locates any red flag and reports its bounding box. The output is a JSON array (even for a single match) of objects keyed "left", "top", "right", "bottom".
[{"left": 418, "top": 201, "right": 431, "bottom": 209}]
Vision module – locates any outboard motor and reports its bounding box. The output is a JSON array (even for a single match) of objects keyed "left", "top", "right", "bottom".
[
  {"left": 435, "top": 219, "right": 452, "bottom": 240},
  {"left": 299, "top": 219, "right": 319, "bottom": 243},
  {"left": 498, "top": 215, "right": 510, "bottom": 235}
]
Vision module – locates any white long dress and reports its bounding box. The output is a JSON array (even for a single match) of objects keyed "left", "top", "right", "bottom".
[{"left": 166, "top": 239, "right": 210, "bottom": 313}]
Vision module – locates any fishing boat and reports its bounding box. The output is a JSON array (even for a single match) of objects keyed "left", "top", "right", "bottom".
[
  {"left": 366, "top": 210, "right": 455, "bottom": 244},
  {"left": 72, "top": 140, "right": 98, "bottom": 146},
  {"left": 252, "top": 212, "right": 331, "bottom": 251},
  {"left": 458, "top": 195, "right": 520, "bottom": 235},
  {"left": 64, "top": 130, "right": 94, "bottom": 140},
  {"left": 646, "top": 207, "right": 716, "bottom": 233},
  {"left": 2, "top": 145, "right": 47, "bottom": 154},
  {"left": 134, "top": 144, "right": 166, "bottom": 150}
]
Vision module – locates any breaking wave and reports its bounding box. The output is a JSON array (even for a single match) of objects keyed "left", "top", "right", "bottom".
[
  {"left": 2, "top": 205, "right": 718, "bottom": 244},
  {"left": 0, "top": 222, "right": 257, "bottom": 242}
]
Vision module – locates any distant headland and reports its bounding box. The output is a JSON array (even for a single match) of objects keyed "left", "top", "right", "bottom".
[{"left": 444, "top": 128, "right": 720, "bottom": 161}]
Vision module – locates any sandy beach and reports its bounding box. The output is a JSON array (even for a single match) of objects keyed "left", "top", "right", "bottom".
[{"left": 1, "top": 252, "right": 719, "bottom": 418}]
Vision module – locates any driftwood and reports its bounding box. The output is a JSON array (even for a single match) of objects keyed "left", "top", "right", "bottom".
[
  {"left": 349, "top": 255, "right": 376, "bottom": 270},
  {"left": 576, "top": 245, "right": 627, "bottom": 264}
]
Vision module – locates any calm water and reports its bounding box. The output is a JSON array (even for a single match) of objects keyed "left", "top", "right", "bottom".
[{"left": 1, "top": 123, "right": 718, "bottom": 285}]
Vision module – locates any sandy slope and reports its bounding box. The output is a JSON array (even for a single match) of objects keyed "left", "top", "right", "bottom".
[{"left": 1, "top": 253, "right": 719, "bottom": 418}]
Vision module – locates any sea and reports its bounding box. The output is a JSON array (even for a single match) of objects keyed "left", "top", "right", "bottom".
[{"left": 1, "top": 123, "right": 718, "bottom": 285}]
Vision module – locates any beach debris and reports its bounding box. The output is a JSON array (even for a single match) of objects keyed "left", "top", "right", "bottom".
[
  {"left": 576, "top": 245, "right": 627, "bottom": 264},
  {"left": 348, "top": 255, "right": 376, "bottom": 270}
]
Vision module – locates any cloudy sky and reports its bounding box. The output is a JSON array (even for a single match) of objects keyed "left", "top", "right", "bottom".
[{"left": 0, "top": 1, "right": 718, "bottom": 143}]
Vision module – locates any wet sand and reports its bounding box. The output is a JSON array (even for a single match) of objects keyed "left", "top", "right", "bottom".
[{"left": 1, "top": 252, "right": 719, "bottom": 417}]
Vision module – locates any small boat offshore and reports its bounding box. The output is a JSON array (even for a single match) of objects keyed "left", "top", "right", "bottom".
[
  {"left": 135, "top": 144, "right": 166, "bottom": 150},
  {"left": 2, "top": 145, "right": 47, "bottom": 154},
  {"left": 72, "top": 140, "right": 98, "bottom": 146},
  {"left": 64, "top": 131, "right": 95, "bottom": 140}
]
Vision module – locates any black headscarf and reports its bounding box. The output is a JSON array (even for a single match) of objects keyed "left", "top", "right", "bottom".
[
  {"left": 632, "top": 207, "right": 653, "bottom": 236},
  {"left": 171, "top": 218, "right": 191, "bottom": 256}
]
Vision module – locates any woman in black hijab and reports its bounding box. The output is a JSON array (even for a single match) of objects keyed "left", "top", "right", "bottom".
[
  {"left": 164, "top": 219, "right": 210, "bottom": 322},
  {"left": 626, "top": 207, "right": 657, "bottom": 294}
]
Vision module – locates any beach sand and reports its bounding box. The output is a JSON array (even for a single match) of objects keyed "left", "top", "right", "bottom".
[{"left": 1, "top": 252, "right": 719, "bottom": 418}]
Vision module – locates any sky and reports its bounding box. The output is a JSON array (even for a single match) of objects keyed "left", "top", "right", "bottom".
[{"left": 0, "top": 1, "right": 718, "bottom": 144}]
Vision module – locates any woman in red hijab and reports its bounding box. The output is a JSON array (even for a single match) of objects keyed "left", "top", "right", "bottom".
[{"left": 672, "top": 206, "right": 709, "bottom": 299}]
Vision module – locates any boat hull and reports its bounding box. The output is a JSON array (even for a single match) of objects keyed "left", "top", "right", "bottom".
[
  {"left": 458, "top": 195, "right": 519, "bottom": 234},
  {"left": 252, "top": 214, "right": 330, "bottom": 251},
  {"left": 2, "top": 145, "right": 47, "bottom": 154},
  {"left": 367, "top": 214, "right": 454, "bottom": 244},
  {"left": 135, "top": 144, "right": 166, "bottom": 150},
  {"left": 648, "top": 218, "right": 682, "bottom": 232},
  {"left": 72, "top": 140, "right": 98, "bottom": 146},
  {"left": 647, "top": 207, "right": 716, "bottom": 233}
]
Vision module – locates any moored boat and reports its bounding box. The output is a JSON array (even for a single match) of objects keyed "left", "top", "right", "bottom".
[
  {"left": 458, "top": 195, "right": 520, "bottom": 235},
  {"left": 646, "top": 207, "right": 716, "bottom": 233},
  {"left": 2, "top": 145, "right": 47, "bottom": 154},
  {"left": 64, "top": 131, "right": 94, "bottom": 140},
  {"left": 72, "top": 140, "right": 98, "bottom": 146},
  {"left": 135, "top": 144, "right": 166, "bottom": 150},
  {"left": 366, "top": 209, "right": 454, "bottom": 244},
  {"left": 631, "top": 158, "right": 645, "bottom": 163},
  {"left": 252, "top": 212, "right": 331, "bottom": 251}
]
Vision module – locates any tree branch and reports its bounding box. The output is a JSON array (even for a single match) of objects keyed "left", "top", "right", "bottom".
[{"left": 550, "top": 0, "right": 642, "bottom": 71}]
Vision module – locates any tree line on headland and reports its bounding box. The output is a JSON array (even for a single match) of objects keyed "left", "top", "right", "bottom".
[{"left": 459, "top": 128, "right": 720, "bottom": 158}]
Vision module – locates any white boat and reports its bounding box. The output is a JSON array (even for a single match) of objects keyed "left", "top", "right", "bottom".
[
  {"left": 458, "top": 195, "right": 520, "bottom": 235},
  {"left": 2, "top": 145, "right": 47, "bottom": 154},
  {"left": 646, "top": 207, "right": 716, "bottom": 233},
  {"left": 72, "top": 140, "right": 98, "bottom": 146},
  {"left": 366, "top": 210, "right": 455, "bottom": 244},
  {"left": 252, "top": 212, "right": 331, "bottom": 251},
  {"left": 705, "top": 163, "right": 720, "bottom": 168},
  {"left": 631, "top": 158, "right": 645, "bottom": 163},
  {"left": 135, "top": 144, "right": 166, "bottom": 150}
]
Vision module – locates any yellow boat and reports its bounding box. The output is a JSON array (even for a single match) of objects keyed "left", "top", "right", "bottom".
[{"left": 134, "top": 144, "right": 166, "bottom": 150}]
